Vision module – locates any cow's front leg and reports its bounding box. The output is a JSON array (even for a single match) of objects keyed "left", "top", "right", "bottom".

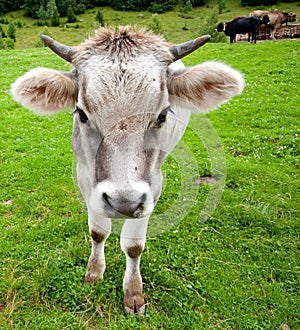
[
  {"left": 121, "top": 218, "right": 148, "bottom": 315},
  {"left": 84, "top": 217, "right": 111, "bottom": 283}
]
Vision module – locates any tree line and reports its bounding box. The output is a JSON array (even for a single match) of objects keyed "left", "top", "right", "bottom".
[{"left": 0, "top": 0, "right": 294, "bottom": 18}]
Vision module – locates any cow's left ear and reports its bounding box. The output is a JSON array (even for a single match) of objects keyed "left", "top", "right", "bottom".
[
  {"left": 11, "top": 68, "right": 78, "bottom": 115},
  {"left": 167, "top": 61, "right": 244, "bottom": 113}
]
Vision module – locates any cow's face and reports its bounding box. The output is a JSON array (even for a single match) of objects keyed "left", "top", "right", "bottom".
[
  {"left": 261, "top": 15, "right": 270, "bottom": 25},
  {"left": 288, "top": 11, "right": 297, "bottom": 22},
  {"left": 11, "top": 26, "right": 244, "bottom": 220},
  {"left": 72, "top": 52, "right": 179, "bottom": 219},
  {"left": 216, "top": 22, "right": 225, "bottom": 32}
]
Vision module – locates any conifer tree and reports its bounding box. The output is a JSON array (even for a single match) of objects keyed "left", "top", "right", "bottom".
[
  {"left": 51, "top": 8, "right": 60, "bottom": 26},
  {"left": 67, "top": 5, "right": 77, "bottom": 23},
  {"left": 0, "top": 25, "right": 6, "bottom": 38},
  {"left": 95, "top": 10, "right": 105, "bottom": 26},
  {"left": 7, "top": 22, "right": 16, "bottom": 42}
]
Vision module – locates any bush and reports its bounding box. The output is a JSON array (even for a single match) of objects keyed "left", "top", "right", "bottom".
[
  {"left": 181, "top": 0, "right": 193, "bottom": 13},
  {"left": 74, "top": 4, "right": 86, "bottom": 15},
  {"left": 5, "top": 37, "right": 15, "bottom": 49},
  {"left": 7, "top": 22, "right": 16, "bottom": 42},
  {"left": 0, "top": 37, "right": 5, "bottom": 49},
  {"left": 51, "top": 8, "right": 60, "bottom": 27},
  {"left": 149, "top": 0, "right": 179, "bottom": 13},
  {"left": 67, "top": 6, "right": 77, "bottom": 23},
  {"left": 198, "top": 11, "right": 227, "bottom": 43},
  {"left": 218, "top": 0, "right": 227, "bottom": 14},
  {"left": 0, "top": 25, "right": 6, "bottom": 38},
  {"left": 241, "top": 0, "right": 278, "bottom": 5},
  {"left": 147, "top": 14, "right": 164, "bottom": 35},
  {"left": 95, "top": 10, "right": 105, "bottom": 26},
  {"left": 190, "top": 0, "right": 205, "bottom": 6}
]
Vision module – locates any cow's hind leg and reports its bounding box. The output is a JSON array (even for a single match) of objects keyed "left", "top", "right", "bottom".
[
  {"left": 121, "top": 218, "right": 148, "bottom": 315},
  {"left": 84, "top": 217, "right": 111, "bottom": 283}
]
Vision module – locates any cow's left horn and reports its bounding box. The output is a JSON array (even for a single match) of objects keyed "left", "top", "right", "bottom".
[
  {"left": 170, "top": 35, "right": 211, "bottom": 61},
  {"left": 41, "top": 35, "right": 74, "bottom": 62}
]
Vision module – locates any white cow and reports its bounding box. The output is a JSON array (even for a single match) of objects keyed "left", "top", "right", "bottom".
[
  {"left": 11, "top": 26, "right": 244, "bottom": 314},
  {"left": 250, "top": 10, "right": 297, "bottom": 39}
]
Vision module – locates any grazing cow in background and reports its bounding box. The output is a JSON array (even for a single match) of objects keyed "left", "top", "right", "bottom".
[
  {"left": 216, "top": 15, "right": 270, "bottom": 43},
  {"left": 11, "top": 26, "right": 244, "bottom": 315},
  {"left": 250, "top": 10, "right": 297, "bottom": 39}
]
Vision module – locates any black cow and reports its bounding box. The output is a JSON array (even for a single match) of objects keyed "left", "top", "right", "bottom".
[{"left": 216, "top": 15, "right": 270, "bottom": 44}]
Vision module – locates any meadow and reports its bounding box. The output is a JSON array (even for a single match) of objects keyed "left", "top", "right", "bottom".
[
  {"left": 0, "top": 5, "right": 300, "bottom": 330},
  {"left": 0, "top": 0, "right": 300, "bottom": 48}
]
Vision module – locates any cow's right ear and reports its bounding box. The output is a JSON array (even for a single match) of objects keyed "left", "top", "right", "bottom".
[
  {"left": 11, "top": 68, "right": 78, "bottom": 115},
  {"left": 167, "top": 61, "right": 244, "bottom": 113}
]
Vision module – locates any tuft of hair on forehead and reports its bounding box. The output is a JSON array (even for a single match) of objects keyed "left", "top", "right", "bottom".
[{"left": 73, "top": 25, "right": 173, "bottom": 64}]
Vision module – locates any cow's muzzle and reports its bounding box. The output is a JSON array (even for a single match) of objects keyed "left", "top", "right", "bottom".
[{"left": 103, "top": 192, "right": 145, "bottom": 218}]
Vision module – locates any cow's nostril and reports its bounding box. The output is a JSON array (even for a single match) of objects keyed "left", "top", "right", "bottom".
[
  {"left": 103, "top": 193, "right": 112, "bottom": 207},
  {"left": 102, "top": 192, "right": 144, "bottom": 218}
]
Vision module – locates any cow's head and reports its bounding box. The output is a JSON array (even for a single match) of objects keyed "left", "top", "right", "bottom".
[
  {"left": 260, "top": 14, "right": 270, "bottom": 25},
  {"left": 11, "top": 26, "right": 244, "bottom": 220},
  {"left": 288, "top": 11, "right": 297, "bottom": 23},
  {"left": 216, "top": 22, "right": 226, "bottom": 32}
]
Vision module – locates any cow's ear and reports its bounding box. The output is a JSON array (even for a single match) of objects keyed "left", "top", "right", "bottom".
[
  {"left": 167, "top": 61, "right": 244, "bottom": 113},
  {"left": 11, "top": 68, "right": 78, "bottom": 115}
]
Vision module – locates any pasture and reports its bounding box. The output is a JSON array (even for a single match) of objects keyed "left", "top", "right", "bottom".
[{"left": 0, "top": 38, "right": 300, "bottom": 329}]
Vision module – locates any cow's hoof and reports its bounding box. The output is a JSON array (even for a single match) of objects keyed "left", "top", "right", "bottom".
[
  {"left": 84, "top": 257, "right": 105, "bottom": 284},
  {"left": 124, "top": 294, "right": 146, "bottom": 315},
  {"left": 83, "top": 272, "right": 102, "bottom": 284}
]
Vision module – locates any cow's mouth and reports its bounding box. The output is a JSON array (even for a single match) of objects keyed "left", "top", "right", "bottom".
[{"left": 102, "top": 192, "right": 145, "bottom": 218}]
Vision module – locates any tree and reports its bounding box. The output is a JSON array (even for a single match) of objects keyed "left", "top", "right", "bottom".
[
  {"left": 147, "top": 14, "right": 164, "bottom": 35},
  {"left": 24, "top": 0, "right": 42, "bottom": 18},
  {"left": 7, "top": 22, "right": 16, "bottom": 42},
  {"left": 190, "top": 0, "right": 205, "bottom": 6},
  {"left": 0, "top": 0, "right": 24, "bottom": 15},
  {"left": 67, "top": 5, "right": 77, "bottom": 23},
  {"left": 5, "top": 37, "right": 15, "bottom": 49},
  {"left": 198, "top": 11, "right": 227, "bottom": 43},
  {"left": 46, "top": 0, "right": 58, "bottom": 18},
  {"left": 37, "top": 5, "right": 48, "bottom": 20},
  {"left": 241, "top": 0, "right": 278, "bottom": 5},
  {"left": 218, "top": 0, "right": 227, "bottom": 14},
  {"left": 0, "top": 37, "right": 5, "bottom": 49},
  {"left": 95, "top": 10, "right": 105, "bottom": 27},
  {"left": 0, "top": 25, "right": 6, "bottom": 38},
  {"left": 149, "top": 0, "right": 179, "bottom": 13},
  {"left": 182, "top": 0, "right": 193, "bottom": 13},
  {"left": 51, "top": 7, "right": 60, "bottom": 26}
]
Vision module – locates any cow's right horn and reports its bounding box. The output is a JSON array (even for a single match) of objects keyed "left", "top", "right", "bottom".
[
  {"left": 41, "top": 35, "right": 74, "bottom": 63},
  {"left": 170, "top": 35, "right": 211, "bottom": 61}
]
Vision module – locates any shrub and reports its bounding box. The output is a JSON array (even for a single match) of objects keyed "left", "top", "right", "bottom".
[
  {"left": 5, "top": 37, "right": 15, "bottom": 49},
  {"left": 198, "top": 11, "right": 227, "bottom": 43},
  {"left": 181, "top": 0, "right": 193, "bottom": 13},
  {"left": 95, "top": 10, "right": 105, "bottom": 26},
  {"left": 0, "top": 37, "right": 5, "bottom": 49},
  {"left": 0, "top": 25, "right": 6, "bottom": 38},
  {"left": 218, "top": 0, "right": 227, "bottom": 14},
  {"left": 7, "top": 22, "right": 16, "bottom": 42},
  {"left": 147, "top": 14, "right": 164, "bottom": 35},
  {"left": 51, "top": 8, "right": 60, "bottom": 27},
  {"left": 241, "top": 0, "right": 278, "bottom": 5},
  {"left": 67, "top": 6, "right": 77, "bottom": 23}
]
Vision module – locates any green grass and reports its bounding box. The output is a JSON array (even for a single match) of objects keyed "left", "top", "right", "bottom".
[
  {"left": 1, "top": 0, "right": 300, "bottom": 48},
  {"left": 0, "top": 28, "right": 300, "bottom": 330}
]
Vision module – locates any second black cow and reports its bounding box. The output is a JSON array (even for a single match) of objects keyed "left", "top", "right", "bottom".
[{"left": 216, "top": 15, "right": 270, "bottom": 44}]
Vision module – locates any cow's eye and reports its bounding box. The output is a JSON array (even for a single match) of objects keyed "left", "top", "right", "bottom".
[
  {"left": 74, "top": 107, "right": 88, "bottom": 123},
  {"left": 154, "top": 107, "right": 172, "bottom": 128},
  {"left": 155, "top": 113, "right": 166, "bottom": 126}
]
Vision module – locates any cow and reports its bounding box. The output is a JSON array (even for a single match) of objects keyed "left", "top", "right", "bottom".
[
  {"left": 11, "top": 26, "right": 244, "bottom": 315},
  {"left": 216, "top": 15, "right": 270, "bottom": 43},
  {"left": 250, "top": 10, "right": 297, "bottom": 39}
]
